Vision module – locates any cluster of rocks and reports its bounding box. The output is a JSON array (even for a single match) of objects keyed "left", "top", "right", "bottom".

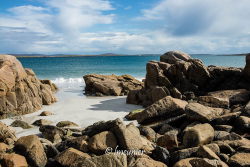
[
  {"left": 0, "top": 55, "right": 57, "bottom": 119},
  {"left": 84, "top": 74, "right": 143, "bottom": 96},
  {"left": 127, "top": 51, "right": 250, "bottom": 107}
]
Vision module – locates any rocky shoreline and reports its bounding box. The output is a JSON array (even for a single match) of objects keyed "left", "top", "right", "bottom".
[{"left": 0, "top": 52, "right": 249, "bottom": 167}]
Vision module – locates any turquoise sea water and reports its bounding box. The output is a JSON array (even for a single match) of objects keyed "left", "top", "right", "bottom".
[{"left": 17, "top": 55, "right": 245, "bottom": 88}]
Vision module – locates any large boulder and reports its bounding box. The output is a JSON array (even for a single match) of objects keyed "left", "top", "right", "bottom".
[
  {"left": 55, "top": 147, "right": 91, "bottom": 166},
  {"left": 134, "top": 96, "right": 188, "bottom": 124},
  {"left": 0, "top": 55, "right": 57, "bottom": 119},
  {"left": 185, "top": 102, "right": 226, "bottom": 122},
  {"left": 88, "top": 131, "right": 118, "bottom": 154},
  {"left": 243, "top": 54, "right": 250, "bottom": 80},
  {"left": 183, "top": 123, "right": 214, "bottom": 147},
  {"left": 229, "top": 153, "right": 250, "bottom": 167},
  {"left": 160, "top": 51, "right": 191, "bottom": 64},
  {"left": 126, "top": 51, "right": 250, "bottom": 107},
  {"left": 173, "top": 158, "right": 228, "bottom": 167},
  {"left": 84, "top": 74, "right": 143, "bottom": 96},
  {"left": 1, "top": 153, "right": 28, "bottom": 167},
  {"left": 71, "top": 153, "right": 127, "bottom": 167},
  {"left": 14, "top": 135, "right": 47, "bottom": 167}
]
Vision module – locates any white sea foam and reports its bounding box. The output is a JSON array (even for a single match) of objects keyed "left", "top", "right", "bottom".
[{"left": 52, "top": 77, "right": 84, "bottom": 89}]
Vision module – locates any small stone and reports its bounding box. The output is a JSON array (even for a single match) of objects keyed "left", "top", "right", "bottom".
[
  {"left": 32, "top": 119, "right": 53, "bottom": 126},
  {"left": 151, "top": 146, "right": 170, "bottom": 165},
  {"left": 39, "top": 125, "right": 66, "bottom": 144},
  {"left": 125, "top": 109, "right": 144, "bottom": 120},
  {"left": 197, "top": 145, "right": 220, "bottom": 160},
  {"left": 214, "top": 125, "right": 233, "bottom": 132},
  {"left": 139, "top": 126, "right": 157, "bottom": 142},
  {"left": 40, "top": 111, "right": 54, "bottom": 116},
  {"left": 56, "top": 121, "right": 79, "bottom": 128},
  {"left": 11, "top": 120, "right": 33, "bottom": 129},
  {"left": 157, "top": 132, "right": 178, "bottom": 150}
]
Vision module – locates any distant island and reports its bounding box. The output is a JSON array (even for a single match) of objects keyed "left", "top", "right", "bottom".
[{"left": 10, "top": 53, "right": 161, "bottom": 58}]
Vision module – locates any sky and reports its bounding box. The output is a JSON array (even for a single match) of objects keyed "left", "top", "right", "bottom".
[{"left": 0, "top": 0, "right": 250, "bottom": 54}]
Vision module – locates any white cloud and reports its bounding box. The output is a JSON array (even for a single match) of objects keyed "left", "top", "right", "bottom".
[
  {"left": 0, "top": 0, "right": 250, "bottom": 54},
  {"left": 140, "top": 0, "right": 250, "bottom": 36}
]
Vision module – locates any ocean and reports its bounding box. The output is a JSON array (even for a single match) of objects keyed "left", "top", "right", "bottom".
[{"left": 18, "top": 55, "right": 245, "bottom": 87}]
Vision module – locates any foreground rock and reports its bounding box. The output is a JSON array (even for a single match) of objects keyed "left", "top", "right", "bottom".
[
  {"left": 14, "top": 135, "right": 47, "bottom": 167},
  {"left": 84, "top": 74, "right": 143, "bottom": 96},
  {"left": 0, "top": 55, "right": 57, "bottom": 119},
  {"left": 134, "top": 96, "right": 188, "bottom": 124}
]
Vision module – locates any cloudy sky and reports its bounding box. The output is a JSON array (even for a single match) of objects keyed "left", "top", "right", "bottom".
[{"left": 0, "top": 0, "right": 250, "bottom": 54}]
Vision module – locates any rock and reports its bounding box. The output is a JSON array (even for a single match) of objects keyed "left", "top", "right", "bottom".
[
  {"left": 198, "top": 96, "right": 229, "bottom": 108},
  {"left": 160, "top": 51, "right": 191, "bottom": 64},
  {"left": 158, "top": 124, "right": 179, "bottom": 135},
  {"left": 40, "top": 80, "right": 58, "bottom": 92},
  {"left": 56, "top": 121, "right": 79, "bottom": 128},
  {"left": 14, "top": 135, "right": 47, "bottom": 167},
  {"left": 183, "top": 123, "right": 214, "bottom": 147},
  {"left": 10, "top": 120, "right": 33, "bottom": 129},
  {"left": 39, "top": 125, "right": 66, "bottom": 144},
  {"left": 1, "top": 153, "right": 28, "bottom": 167},
  {"left": 32, "top": 119, "right": 53, "bottom": 126},
  {"left": 82, "top": 119, "right": 120, "bottom": 137},
  {"left": 173, "top": 158, "right": 228, "bottom": 167},
  {"left": 40, "top": 138, "right": 59, "bottom": 158},
  {"left": 214, "top": 125, "right": 233, "bottom": 132},
  {"left": 113, "top": 121, "right": 144, "bottom": 150},
  {"left": 212, "top": 112, "right": 241, "bottom": 125},
  {"left": 235, "top": 116, "right": 250, "bottom": 131},
  {"left": 229, "top": 153, "right": 250, "bottom": 167},
  {"left": 88, "top": 131, "right": 117, "bottom": 154},
  {"left": 185, "top": 102, "right": 226, "bottom": 122},
  {"left": 157, "top": 131, "right": 178, "bottom": 150},
  {"left": 129, "top": 156, "right": 167, "bottom": 167},
  {"left": 151, "top": 146, "right": 170, "bottom": 165},
  {"left": 135, "top": 96, "right": 188, "bottom": 124},
  {"left": 0, "top": 55, "right": 56, "bottom": 119},
  {"left": 207, "top": 89, "right": 250, "bottom": 106},
  {"left": 0, "top": 122, "right": 17, "bottom": 144},
  {"left": 243, "top": 54, "right": 250, "bottom": 80},
  {"left": 71, "top": 153, "right": 127, "bottom": 167},
  {"left": 0, "top": 142, "right": 9, "bottom": 152},
  {"left": 171, "top": 143, "right": 220, "bottom": 163},
  {"left": 39, "top": 111, "right": 54, "bottom": 116},
  {"left": 84, "top": 74, "right": 143, "bottom": 96},
  {"left": 125, "top": 109, "right": 144, "bottom": 120},
  {"left": 214, "top": 131, "right": 230, "bottom": 141},
  {"left": 197, "top": 145, "right": 220, "bottom": 160},
  {"left": 55, "top": 147, "right": 91, "bottom": 166},
  {"left": 219, "top": 154, "right": 229, "bottom": 162},
  {"left": 56, "top": 136, "right": 89, "bottom": 152},
  {"left": 246, "top": 101, "right": 250, "bottom": 115},
  {"left": 139, "top": 126, "right": 157, "bottom": 142}
]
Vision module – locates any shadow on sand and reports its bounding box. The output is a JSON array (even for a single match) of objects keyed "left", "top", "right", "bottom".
[{"left": 88, "top": 97, "right": 141, "bottom": 112}]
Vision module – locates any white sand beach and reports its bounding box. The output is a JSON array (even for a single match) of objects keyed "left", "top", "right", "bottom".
[{"left": 2, "top": 79, "right": 142, "bottom": 138}]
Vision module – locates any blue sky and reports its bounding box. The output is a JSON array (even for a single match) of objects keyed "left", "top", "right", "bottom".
[{"left": 0, "top": 0, "right": 250, "bottom": 54}]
